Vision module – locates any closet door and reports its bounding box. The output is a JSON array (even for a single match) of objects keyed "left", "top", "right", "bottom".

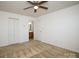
[{"left": 8, "top": 19, "right": 19, "bottom": 44}]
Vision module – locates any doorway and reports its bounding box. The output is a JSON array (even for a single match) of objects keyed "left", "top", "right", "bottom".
[{"left": 29, "top": 21, "right": 34, "bottom": 41}]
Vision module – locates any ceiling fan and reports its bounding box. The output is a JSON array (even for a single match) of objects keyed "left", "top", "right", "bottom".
[{"left": 24, "top": 1, "right": 48, "bottom": 13}]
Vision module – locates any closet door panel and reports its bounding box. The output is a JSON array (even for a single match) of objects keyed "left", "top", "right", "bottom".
[{"left": 14, "top": 20, "right": 20, "bottom": 43}]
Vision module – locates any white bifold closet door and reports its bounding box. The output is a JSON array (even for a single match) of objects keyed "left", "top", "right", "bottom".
[{"left": 8, "top": 19, "right": 19, "bottom": 44}]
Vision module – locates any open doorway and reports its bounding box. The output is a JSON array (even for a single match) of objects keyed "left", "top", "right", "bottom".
[{"left": 29, "top": 21, "right": 34, "bottom": 41}]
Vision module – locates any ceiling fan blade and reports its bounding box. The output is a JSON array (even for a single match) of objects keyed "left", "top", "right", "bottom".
[
  {"left": 24, "top": 6, "right": 34, "bottom": 10},
  {"left": 34, "top": 9, "right": 37, "bottom": 13},
  {"left": 39, "top": 6, "right": 48, "bottom": 10},
  {"left": 39, "top": 1, "right": 48, "bottom": 5},
  {"left": 27, "top": 1, "right": 35, "bottom": 5}
]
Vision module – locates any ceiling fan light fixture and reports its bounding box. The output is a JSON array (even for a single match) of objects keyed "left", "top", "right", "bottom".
[
  {"left": 34, "top": 6, "right": 38, "bottom": 9},
  {"left": 24, "top": 1, "right": 48, "bottom": 13}
]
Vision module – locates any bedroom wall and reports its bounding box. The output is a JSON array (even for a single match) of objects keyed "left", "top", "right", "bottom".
[
  {"left": 34, "top": 4, "right": 79, "bottom": 52},
  {"left": 0, "top": 10, "right": 33, "bottom": 47}
]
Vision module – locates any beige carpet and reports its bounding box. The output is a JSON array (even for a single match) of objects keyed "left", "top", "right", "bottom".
[{"left": 0, "top": 40, "right": 79, "bottom": 58}]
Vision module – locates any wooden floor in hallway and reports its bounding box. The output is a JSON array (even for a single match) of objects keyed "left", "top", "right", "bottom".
[{"left": 0, "top": 40, "right": 79, "bottom": 58}]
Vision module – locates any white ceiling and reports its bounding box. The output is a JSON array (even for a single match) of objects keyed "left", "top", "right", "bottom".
[{"left": 0, "top": 1, "right": 79, "bottom": 17}]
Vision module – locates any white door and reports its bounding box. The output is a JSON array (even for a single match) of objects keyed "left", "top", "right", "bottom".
[{"left": 8, "top": 19, "right": 19, "bottom": 44}]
